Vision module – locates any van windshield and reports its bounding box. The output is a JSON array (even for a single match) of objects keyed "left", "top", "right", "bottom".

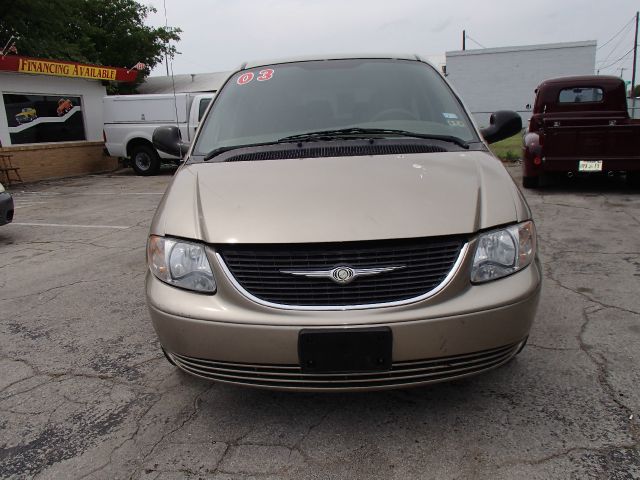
[{"left": 193, "top": 59, "right": 478, "bottom": 156}]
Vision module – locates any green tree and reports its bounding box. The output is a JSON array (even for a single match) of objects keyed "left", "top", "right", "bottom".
[{"left": 0, "top": 0, "right": 181, "bottom": 92}]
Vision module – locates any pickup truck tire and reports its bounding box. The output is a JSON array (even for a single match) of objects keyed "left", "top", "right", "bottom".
[
  {"left": 131, "top": 145, "right": 160, "bottom": 176},
  {"left": 522, "top": 176, "right": 539, "bottom": 189}
]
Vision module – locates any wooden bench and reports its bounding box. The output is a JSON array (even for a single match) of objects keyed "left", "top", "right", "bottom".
[{"left": 0, "top": 154, "right": 22, "bottom": 186}]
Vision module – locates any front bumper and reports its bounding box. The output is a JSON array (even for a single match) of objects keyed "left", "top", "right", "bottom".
[
  {"left": 0, "top": 192, "right": 14, "bottom": 226},
  {"left": 146, "top": 243, "right": 542, "bottom": 391}
]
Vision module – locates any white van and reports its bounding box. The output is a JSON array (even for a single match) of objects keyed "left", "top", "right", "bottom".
[{"left": 103, "top": 93, "right": 214, "bottom": 175}]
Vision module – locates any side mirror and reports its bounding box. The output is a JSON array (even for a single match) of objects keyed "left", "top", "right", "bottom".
[
  {"left": 152, "top": 126, "right": 190, "bottom": 157},
  {"left": 480, "top": 110, "right": 522, "bottom": 144}
]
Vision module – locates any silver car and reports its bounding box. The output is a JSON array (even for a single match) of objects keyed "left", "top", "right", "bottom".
[{"left": 147, "top": 54, "right": 541, "bottom": 391}]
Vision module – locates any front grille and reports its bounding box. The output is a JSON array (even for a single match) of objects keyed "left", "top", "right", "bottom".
[
  {"left": 217, "top": 236, "right": 465, "bottom": 308},
  {"left": 169, "top": 343, "right": 520, "bottom": 390}
]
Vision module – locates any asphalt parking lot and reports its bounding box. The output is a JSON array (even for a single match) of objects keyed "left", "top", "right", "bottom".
[{"left": 1, "top": 164, "right": 639, "bottom": 479}]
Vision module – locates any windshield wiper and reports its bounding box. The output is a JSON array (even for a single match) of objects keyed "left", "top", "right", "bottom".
[
  {"left": 279, "top": 128, "right": 469, "bottom": 149},
  {"left": 203, "top": 140, "right": 298, "bottom": 161}
]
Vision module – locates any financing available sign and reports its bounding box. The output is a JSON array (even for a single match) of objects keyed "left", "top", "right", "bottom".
[
  {"left": 0, "top": 55, "right": 138, "bottom": 83},
  {"left": 18, "top": 58, "right": 117, "bottom": 81}
]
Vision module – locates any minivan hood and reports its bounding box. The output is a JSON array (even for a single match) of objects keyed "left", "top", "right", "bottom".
[{"left": 151, "top": 151, "right": 529, "bottom": 244}]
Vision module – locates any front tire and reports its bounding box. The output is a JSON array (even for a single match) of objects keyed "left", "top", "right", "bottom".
[
  {"left": 131, "top": 144, "right": 160, "bottom": 176},
  {"left": 522, "top": 175, "right": 539, "bottom": 189}
]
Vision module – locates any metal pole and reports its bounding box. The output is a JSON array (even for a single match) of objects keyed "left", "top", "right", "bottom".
[
  {"left": 462, "top": 30, "right": 466, "bottom": 51},
  {"left": 631, "top": 11, "right": 638, "bottom": 97}
]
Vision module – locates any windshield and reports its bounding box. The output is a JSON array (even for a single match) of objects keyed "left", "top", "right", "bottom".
[{"left": 193, "top": 59, "right": 478, "bottom": 155}]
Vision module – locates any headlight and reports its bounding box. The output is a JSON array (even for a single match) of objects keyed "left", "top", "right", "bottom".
[
  {"left": 147, "top": 235, "right": 216, "bottom": 293},
  {"left": 0, "top": 183, "right": 5, "bottom": 193},
  {"left": 471, "top": 221, "right": 536, "bottom": 283}
]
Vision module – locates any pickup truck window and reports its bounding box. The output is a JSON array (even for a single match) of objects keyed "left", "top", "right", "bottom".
[
  {"left": 193, "top": 59, "right": 477, "bottom": 156},
  {"left": 558, "top": 87, "right": 603, "bottom": 104},
  {"left": 198, "top": 98, "right": 212, "bottom": 121}
]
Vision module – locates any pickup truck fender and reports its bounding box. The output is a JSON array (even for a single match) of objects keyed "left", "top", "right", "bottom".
[{"left": 105, "top": 127, "right": 181, "bottom": 161}]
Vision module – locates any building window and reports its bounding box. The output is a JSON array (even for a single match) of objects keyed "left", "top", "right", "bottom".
[
  {"left": 3, "top": 93, "right": 86, "bottom": 144},
  {"left": 558, "top": 87, "right": 604, "bottom": 104}
]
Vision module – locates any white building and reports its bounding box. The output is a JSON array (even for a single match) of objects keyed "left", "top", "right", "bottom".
[
  {"left": 0, "top": 71, "right": 106, "bottom": 146},
  {"left": 445, "top": 41, "right": 597, "bottom": 125},
  {"left": 0, "top": 56, "right": 138, "bottom": 182}
]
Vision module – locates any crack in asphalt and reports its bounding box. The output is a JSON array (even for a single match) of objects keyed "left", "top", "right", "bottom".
[
  {"left": 579, "top": 307, "right": 639, "bottom": 425},
  {"left": 527, "top": 343, "right": 577, "bottom": 351},
  {"left": 536, "top": 246, "right": 640, "bottom": 455},
  {"left": 126, "top": 383, "right": 216, "bottom": 480},
  {"left": 0, "top": 356, "right": 160, "bottom": 401},
  {"left": 543, "top": 266, "right": 640, "bottom": 317},
  {"left": 0, "top": 279, "right": 102, "bottom": 303},
  {"left": 494, "top": 443, "right": 639, "bottom": 469},
  {"left": 72, "top": 391, "right": 165, "bottom": 480}
]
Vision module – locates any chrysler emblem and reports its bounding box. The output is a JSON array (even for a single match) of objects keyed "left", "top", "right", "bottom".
[
  {"left": 280, "top": 265, "right": 405, "bottom": 285},
  {"left": 332, "top": 266, "right": 355, "bottom": 284}
]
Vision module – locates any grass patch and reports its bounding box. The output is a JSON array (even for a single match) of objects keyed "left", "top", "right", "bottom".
[{"left": 489, "top": 132, "right": 522, "bottom": 161}]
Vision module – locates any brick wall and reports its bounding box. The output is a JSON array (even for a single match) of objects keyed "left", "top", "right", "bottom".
[{"left": 0, "top": 141, "right": 118, "bottom": 184}]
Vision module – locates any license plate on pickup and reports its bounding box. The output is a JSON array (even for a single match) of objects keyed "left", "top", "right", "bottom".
[{"left": 578, "top": 160, "right": 603, "bottom": 172}]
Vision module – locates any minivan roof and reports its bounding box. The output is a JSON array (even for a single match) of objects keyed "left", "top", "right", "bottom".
[{"left": 242, "top": 53, "right": 423, "bottom": 70}]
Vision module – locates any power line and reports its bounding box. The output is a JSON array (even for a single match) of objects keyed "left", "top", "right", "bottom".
[
  {"left": 598, "top": 47, "right": 635, "bottom": 71},
  {"left": 596, "top": 30, "right": 631, "bottom": 64},
  {"left": 597, "top": 22, "right": 634, "bottom": 65},
  {"left": 464, "top": 34, "right": 486, "bottom": 49},
  {"left": 597, "top": 15, "right": 636, "bottom": 50}
]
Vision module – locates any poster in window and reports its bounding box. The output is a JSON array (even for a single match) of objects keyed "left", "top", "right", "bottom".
[{"left": 3, "top": 93, "right": 86, "bottom": 144}]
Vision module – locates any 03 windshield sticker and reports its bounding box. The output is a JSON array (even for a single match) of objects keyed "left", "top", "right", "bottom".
[
  {"left": 236, "top": 72, "right": 254, "bottom": 85},
  {"left": 236, "top": 69, "right": 275, "bottom": 85}
]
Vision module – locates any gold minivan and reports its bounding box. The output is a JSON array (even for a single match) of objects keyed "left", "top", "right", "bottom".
[{"left": 147, "top": 55, "right": 541, "bottom": 391}]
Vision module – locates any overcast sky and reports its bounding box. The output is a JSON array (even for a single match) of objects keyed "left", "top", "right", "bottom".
[{"left": 145, "top": 0, "right": 639, "bottom": 82}]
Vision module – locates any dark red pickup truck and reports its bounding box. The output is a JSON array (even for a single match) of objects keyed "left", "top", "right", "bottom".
[{"left": 522, "top": 75, "right": 640, "bottom": 188}]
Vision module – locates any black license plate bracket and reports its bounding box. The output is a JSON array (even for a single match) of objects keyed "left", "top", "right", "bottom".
[{"left": 298, "top": 327, "right": 392, "bottom": 373}]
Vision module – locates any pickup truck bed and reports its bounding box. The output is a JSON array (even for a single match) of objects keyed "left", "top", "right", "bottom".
[{"left": 523, "top": 76, "right": 640, "bottom": 187}]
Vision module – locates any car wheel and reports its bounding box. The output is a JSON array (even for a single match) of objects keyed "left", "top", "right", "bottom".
[
  {"left": 131, "top": 145, "right": 160, "bottom": 176},
  {"left": 522, "top": 176, "right": 539, "bottom": 189},
  {"left": 627, "top": 172, "right": 640, "bottom": 189}
]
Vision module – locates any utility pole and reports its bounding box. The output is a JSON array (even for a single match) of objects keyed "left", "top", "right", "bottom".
[
  {"left": 164, "top": 0, "right": 170, "bottom": 76},
  {"left": 462, "top": 30, "right": 466, "bottom": 51},
  {"left": 631, "top": 11, "right": 639, "bottom": 97}
]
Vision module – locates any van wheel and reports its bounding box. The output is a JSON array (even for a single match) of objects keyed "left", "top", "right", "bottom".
[
  {"left": 522, "top": 176, "right": 539, "bottom": 189},
  {"left": 131, "top": 145, "right": 160, "bottom": 176}
]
